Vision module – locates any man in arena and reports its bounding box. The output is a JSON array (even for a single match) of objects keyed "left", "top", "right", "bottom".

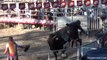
[
  {"left": 66, "top": 20, "right": 87, "bottom": 47},
  {"left": 4, "top": 36, "right": 30, "bottom": 60}
]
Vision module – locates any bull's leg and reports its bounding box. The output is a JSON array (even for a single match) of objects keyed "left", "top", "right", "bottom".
[
  {"left": 69, "top": 40, "right": 72, "bottom": 47},
  {"left": 72, "top": 40, "right": 77, "bottom": 47},
  {"left": 77, "top": 39, "right": 82, "bottom": 47},
  {"left": 79, "top": 39, "right": 82, "bottom": 46},
  {"left": 53, "top": 51, "right": 58, "bottom": 60},
  {"left": 61, "top": 50, "right": 67, "bottom": 58},
  {"left": 63, "top": 42, "right": 70, "bottom": 48},
  {"left": 71, "top": 40, "right": 74, "bottom": 47},
  {"left": 101, "top": 41, "right": 105, "bottom": 47},
  {"left": 76, "top": 40, "right": 78, "bottom": 47},
  {"left": 74, "top": 38, "right": 82, "bottom": 47}
]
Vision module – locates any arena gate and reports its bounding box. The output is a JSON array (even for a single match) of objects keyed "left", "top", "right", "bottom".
[{"left": 86, "top": 6, "right": 100, "bottom": 34}]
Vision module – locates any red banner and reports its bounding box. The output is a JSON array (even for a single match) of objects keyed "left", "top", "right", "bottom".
[
  {"left": 19, "top": 3, "right": 25, "bottom": 10},
  {"left": 51, "top": 1, "right": 59, "bottom": 8},
  {"left": 93, "top": 0, "right": 99, "bottom": 6},
  {"left": 68, "top": 1, "right": 74, "bottom": 7},
  {"left": 44, "top": 2, "right": 50, "bottom": 9},
  {"left": 59, "top": 1, "right": 66, "bottom": 8},
  {"left": 36, "top": 2, "right": 42, "bottom": 10},
  {"left": 1, "top": 4, "right": 8, "bottom": 10},
  {"left": 10, "top": 4, "right": 16, "bottom": 10},
  {"left": 84, "top": 0, "right": 91, "bottom": 6},
  {"left": 28, "top": 2, "right": 35, "bottom": 10},
  {"left": 77, "top": 1, "right": 82, "bottom": 6}
]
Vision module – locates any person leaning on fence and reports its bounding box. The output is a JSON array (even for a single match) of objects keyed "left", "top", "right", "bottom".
[
  {"left": 66, "top": 20, "right": 88, "bottom": 47},
  {"left": 4, "top": 36, "right": 30, "bottom": 60}
]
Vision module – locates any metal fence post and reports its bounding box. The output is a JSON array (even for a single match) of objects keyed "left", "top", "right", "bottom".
[{"left": 48, "top": 52, "right": 51, "bottom": 60}]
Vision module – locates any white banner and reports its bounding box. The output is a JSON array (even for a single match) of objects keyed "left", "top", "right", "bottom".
[{"left": 0, "top": 17, "right": 55, "bottom": 26}]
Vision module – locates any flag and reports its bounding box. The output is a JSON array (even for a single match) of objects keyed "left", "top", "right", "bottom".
[
  {"left": 19, "top": 3, "right": 25, "bottom": 10},
  {"left": 44, "top": 2, "right": 50, "bottom": 9},
  {"left": 28, "top": 2, "right": 35, "bottom": 10},
  {"left": 68, "top": 1, "right": 74, "bottom": 7},
  {"left": 59, "top": 1, "right": 66, "bottom": 8},
  {"left": 1, "top": 4, "right": 8, "bottom": 10},
  {"left": 36, "top": 2, "right": 42, "bottom": 10},
  {"left": 84, "top": 0, "right": 91, "bottom": 6},
  {"left": 102, "top": 0, "right": 107, "bottom": 5},
  {"left": 77, "top": 0, "right": 82, "bottom": 6},
  {"left": 10, "top": 4, "right": 16, "bottom": 10},
  {"left": 51, "top": 1, "right": 59, "bottom": 8},
  {"left": 93, "top": 0, "right": 99, "bottom": 6}
]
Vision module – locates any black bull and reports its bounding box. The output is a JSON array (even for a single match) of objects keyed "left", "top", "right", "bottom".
[{"left": 47, "top": 26, "right": 82, "bottom": 60}]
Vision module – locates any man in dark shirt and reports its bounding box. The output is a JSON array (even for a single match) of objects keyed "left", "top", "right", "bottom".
[{"left": 66, "top": 20, "right": 87, "bottom": 47}]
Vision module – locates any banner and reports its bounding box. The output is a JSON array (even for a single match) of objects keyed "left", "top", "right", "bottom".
[
  {"left": 19, "top": 3, "right": 25, "bottom": 10},
  {"left": 59, "top": 1, "right": 66, "bottom": 8},
  {"left": 10, "top": 4, "right": 16, "bottom": 10},
  {"left": 0, "top": 17, "right": 36, "bottom": 24},
  {"left": 0, "top": 17, "right": 55, "bottom": 25},
  {"left": 93, "top": 0, "right": 99, "bottom": 6},
  {"left": 1, "top": 4, "right": 8, "bottom": 10},
  {"left": 36, "top": 2, "right": 42, "bottom": 10},
  {"left": 51, "top": 1, "right": 59, "bottom": 8},
  {"left": 28, "top": 2, "right": 35, "bottom": 10},
  {"left": 68, "top": 1, "right": 74, "bottom": 7},
  {"left": 44, "top": 2, "right": 50, "bottom": 9},
  {"left": 84, "top": 0, "right": 91, "bottom": 6},
  {"left": 77, "top": 0, "right": 82, "bottom": 6}
]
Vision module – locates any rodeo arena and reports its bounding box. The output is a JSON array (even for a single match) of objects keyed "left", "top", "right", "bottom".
[{"left": 0, "top": 0, "right": 107, "bottom": 60}]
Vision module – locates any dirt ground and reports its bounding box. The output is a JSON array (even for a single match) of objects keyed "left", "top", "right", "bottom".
[{"left": 0, "top": 26, "right": 96, "bottom": 60}]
